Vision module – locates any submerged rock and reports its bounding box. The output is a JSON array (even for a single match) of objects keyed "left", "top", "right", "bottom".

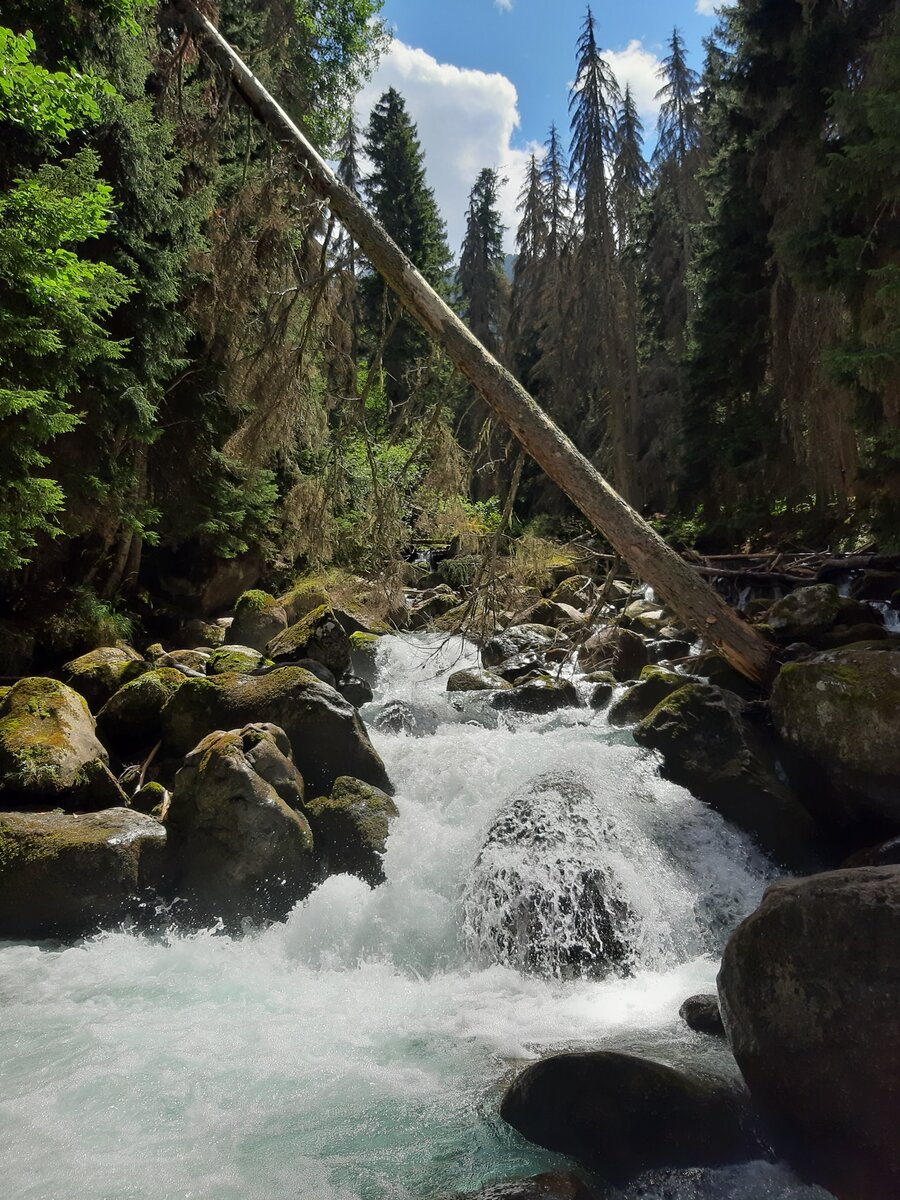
[
  {"left": 500, "top": 1050, "right": 761, "bottom": 1185},
  {"left": 634, "top": 683, "right": 820, "bottom": 868},
  {"left": 266, "top": 605, "right": 351, "bottom": 677},
  {"left": 718, "top": 867, "right": 900, "bottom": 1199},
  {"left": 304, "top": 775, "right": 398, "bottom": 886},
  {"left": 0, "top": 677, "right": 125, "bottom": 811},
  {"left": 166, "top": 724, "right": 315, "bottom": 925},
  {"left": 770, "top": 645, "right": 900, "bottom": 824},
  {"left": 0, "top": 807, "right": 166, "bottom": 938},
  {"left": 161, "top": 667, "right": 391, "bottom": 795},
  {"left": 61, "top": 645, "right": 146, "bottom": 712},
  {"left": 463, "top": 771, "right": 636, "bottom": 978}
]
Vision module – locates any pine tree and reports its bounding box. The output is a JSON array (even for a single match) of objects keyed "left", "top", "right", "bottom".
[
  {"left": 653, "top": 28, "right": 700, "bottom": 168},
  {"left": 362, "top": 87, "right": 450, "bottom": 409},
  {"left": 507, "top": 153, "right": 549, "bottom": 392},
  {"left": 458, "top": 168, "right": 508, "bottom": 357}
]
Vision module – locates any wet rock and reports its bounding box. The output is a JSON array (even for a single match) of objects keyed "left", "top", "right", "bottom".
[
  {"left": 495, "top": 652, "right": 547, "bottom": 683},
  {"left": 372, "top": 700, "right": 418, "bottom": 736},
  {"left": 304, "top": 775, "right": 398, "bottom": 886},
  {"left": 514, "top": 600, "right": 585, "bottom": 630},
  {"left": 649, "top": 638, "right": 692, "bottom": 664},
  {"left": 266, "top": 605, "right": 351, "bottom": 677},
  {"left": 482, "top": 625, "right": 563, "bottom": 668},
  {"left": 765, "top": 584, "right": 843, "bottom": 642},
  {"left": 770, "top": 644, "right": 900, "bottom": 824},
  {"left": 463, "top": 772, "right": 635, "bottom": 978},
  {"left": 161, "top": 667, "right": 391, "bottom": 795},
  {"left": 680, "top": 994, "right": 726, "bottom": 1037},
  {"left": 61, "top": 646, "right": 146, "bottom": 712},
  {"left": 608, "top": 667, "right": 684, "bottom": 727},
  {"left": 337, "top": 675, "right": 374, "bottom": 708},
  {"left": 718, "top": 867, "right": 900, "bottom": 1199},
  {"left": 492, "top": 676, "right": 579, "bottom": 715},
  {"left": 98, "top": 668, "right": 189, "bottom": 754},
  {"left": 589, "top": 681, "right": 614, "bottom": 708},
  {"left": 165, "top": 724, "right": 314, "bottom": 924},
  {"left": 453, "top": 1171, "right": 598, "bottom": 1200},
  {"left": 0, "top": 807, "right": 167, "bottom": 938},
  {"left": 634, "top": 683, "right": 820, "bottom": 868},
  {"left": 578, "top": 627, "right": 648, "bottom": 682},
  {"left": 0, "top": 678, "right": 126, "bottom": 811},
  {"left": 689, "top": 651, "right": 761, "bottom": 701},
  {"left": 349, "top": 631, "right": 380, "bottom": 685},
  {"left": 226, "top": 585, "right": 286, "bottom": 652},
  {"left": 207, "top": 645, "right": 269, "bottom": 675},
  {"left": 500, "top": 1050, "right": 761, "bottom": 1185},
  {"left": 447, "top": 668, "right": 511, "bottom": 692},
  {"left": 842, "top": 836, "right": 900, "bottom": 868}
]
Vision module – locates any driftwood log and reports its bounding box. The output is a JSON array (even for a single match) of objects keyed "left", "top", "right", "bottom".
[{"left": 171, "top": 0, "right": 775, "bottom": 685}]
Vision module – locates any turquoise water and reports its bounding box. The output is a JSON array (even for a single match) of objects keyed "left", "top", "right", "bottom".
[{"left": 0, "top": 637, "right": 831, "bottom": 1199}]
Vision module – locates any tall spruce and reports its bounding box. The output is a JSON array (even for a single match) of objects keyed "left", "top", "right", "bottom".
[{"left": 458, "top": 168, "right": 508, "bottom": 356}]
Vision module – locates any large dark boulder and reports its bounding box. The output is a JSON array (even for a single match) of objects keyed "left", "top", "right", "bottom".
[
  {"left": 633, "top": 683, "right": 820, "bottom": 868},
  {"left": 97, "top": 667, "right": 189, "bottom": 754},
  {"left": 0, "top": 807, "right": 166, "bottom": 938},
  {"left": 165, "top": 724, "right": 315, "bottom": 924},
  {"left": 227, "top": 590, "right": 288, "bottom": 653},
  {"left": 482, "top": 625, "right": 562, "bottom": 668},
  {"left": 0, "top": 678, "right": 126, "bottom": 811},
  {"left": 718, "top": 867, "right": 900, "bottom": 1200},
  {"left": 607, "top": 666, "right": 684, "bottom": 726},
  {"left": 266, "top": 605, "right": 351, "bottom": 677},
  {"left": 304, "top": 775, "right": 398, "bottom": 886},
  {"left": 161, "top": 667, "right": 391, "bottom": 795},
  {"left": 765, "top": 584, "right": 843, "bottom": 642},
  {"left": 680, "top": 993, "right": 726, "bottom": 1038},
  {"left": 491, "top": 676, "right": 579, "bottom": 715},
  {"left": 500, "top": 1050, "right": 761, "bottom": 1186},
  {"left": 771, "top": 645, "right": 900, "bottom": 825}
]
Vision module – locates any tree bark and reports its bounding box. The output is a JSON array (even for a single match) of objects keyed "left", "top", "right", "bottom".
[{"left": 172, "top": 0, "right": 775, "bottom": 686}]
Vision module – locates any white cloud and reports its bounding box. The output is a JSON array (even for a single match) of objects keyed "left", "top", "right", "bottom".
[
  {"left": 696, "top": 0, "right": 719, "bottom": 14},
  {"left": 356, "top": 41, "right": 532, "bottom": 254},
  {"left": 603, "top": 39, "right": 664, "bottom": 121},
  {"left": 495, "top": 0, "right": 514, "bottom": 10}
]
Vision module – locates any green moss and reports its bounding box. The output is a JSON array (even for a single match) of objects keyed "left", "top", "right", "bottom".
[{"left": 235, "top": 589, "right": 276, "bottom": 614}]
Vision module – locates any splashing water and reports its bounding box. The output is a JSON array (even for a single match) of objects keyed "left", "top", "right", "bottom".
[{"left": 0, "top": 635, "right": 831, "bottom": 1199}]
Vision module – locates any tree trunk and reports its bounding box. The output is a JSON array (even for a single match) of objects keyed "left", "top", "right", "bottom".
[{"left": 172, "top": 0, "right": 775, "bottom": 686}]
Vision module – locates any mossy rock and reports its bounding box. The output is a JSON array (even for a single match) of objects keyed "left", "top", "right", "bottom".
[
  {"left": 608, "top": 667, "right": 685, "bottom": 727},
  {"left": 447, "top": 668, "right": 511, "bottom": 692},
  {"left": 161, "top": 667, "right": 391, "bottom": 796},
  {"left": 550, "top": 575, "right": 593, "bottom": 608},
  {"left": 349, "top": 631, "right": 380, "bottom": 685},
  {"left": 0, "top": 677, "right": 125, "bottom": 811},
  {"left": 132, "top": 780, "right": 168, "bottom": 816},
  {"left": 156, "top": 649, "right": 210, "bottom": 673},
  {"left": 634, "top": 683, "right": 820, "bottom": 868},
  {"left": 766, "top": 584, "right": 843, "bottom": 642},
  {"left": 279, "top": 585, "right": 331, "bottom": 625},
  {"left": 771, "top": 646, "right": 900, "bottom": 824},
  {"left": 408, "top": 591, "right": 461, "bottom": 631},
  {"left": 229, "top": 591, "right": 288, "bottom": 654},
  {"left": 207, "top": 645, "right": 270, "bottom": 676},
  {"left": 62, "top": 645, "right": 147, "bottom": 712},
  {"left": 98, "top": 667, "right": 189, "bottom": 754},
  {"left": 304, "top": 775, "right": 399, "bottom": 886},
  {"left": 0, "top": 807, "right": 167, "bottom": 939},
  {"left": 266, "top": 605, "right": 351, "bottom": 677},
  {"left": 165, "top": 725, "right": 315, "bottom": 926}
]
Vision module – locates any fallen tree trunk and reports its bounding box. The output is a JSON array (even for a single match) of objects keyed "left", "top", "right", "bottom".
[{"left": 172, "top": 0, "right": 775, "bottom": 686}]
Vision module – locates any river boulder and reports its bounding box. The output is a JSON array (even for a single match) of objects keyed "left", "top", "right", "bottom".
[
  {"left": 491, "top": 675, "right": 579, "bottom": 715},
  {"left": 770, "top": 644, "right": 900, "bottom": 825},
  {"left": 578, "top": 627, "right": 648, "bottom": 681},
  {"left": 165, "top": 724, "right": 315, "bottom": 924},
  {"left": 633, "top": 682, "right": 820, "bottom": 868},
  {"left": 0, "top": 677, "right": 125, "bottom": 811},
  {"left": 680, "top": 993, "right": 726, "bottom": 1037},
  {"left": 61, "top": 645, "right": 146, "bottom": 712},
  {"left": 266, "top": 605, "right": 351, "bottom": 677},
  {"left": 718, "top": 867, "right": 900, "bottom": 1199},
  {"left": 447, "top": 667, "right": 511, "bottom": 692},
  {"left": 463, "top": 772, "right": 635, "bottom": 977},
  {"left": 228, "top": 589, "right": 289, "bottom": 653},
  {"left": 765, "top": 584, "right": 843, "bottom": 641},
  {"left": 607, "top": 666, "right": 685, "bottom": 726},
  {"left": 0, "top": 807, "right": 167, "bottom": 938},
  {"left": 97, "top": 667, "right": 189, "bottom": 754},
  {"left": 304, "top": 775, "right": 398, "bottom": 886},
  {"left": 481, "top": 625, "right": 562, "bottom": 668},
  {"left": 206, "top": 645, "right": 269, "bottom": 675},
  {"left": 161, "top": 667, "right": 391, "bottom": 795},
  {"left": 500, "top": 1050, "right": 761, "bottom": 1185}
]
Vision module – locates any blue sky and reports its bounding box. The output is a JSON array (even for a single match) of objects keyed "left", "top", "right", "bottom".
[{"left": 357, "top": 0, "right": 721, "bottom": 252}]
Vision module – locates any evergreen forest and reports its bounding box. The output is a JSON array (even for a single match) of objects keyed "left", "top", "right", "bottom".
[{"left": 1, "top": 0, "right": 898, "bottom": 644}]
